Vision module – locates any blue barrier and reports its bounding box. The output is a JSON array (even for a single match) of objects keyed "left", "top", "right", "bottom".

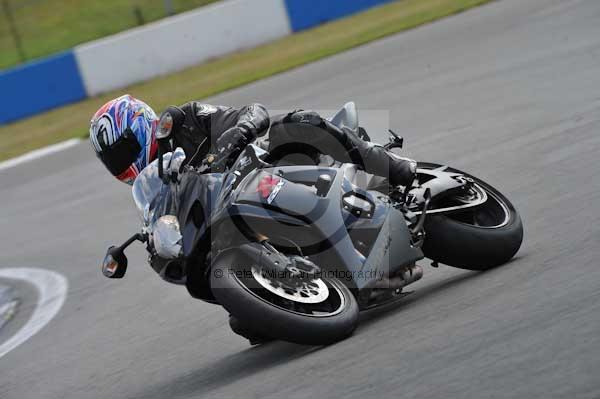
[
  {"left": 0, "top": 51, "right": 86, "bottom": 125},
  {"left": 283, "top": 0, "right": 394, "bottom": 32}
]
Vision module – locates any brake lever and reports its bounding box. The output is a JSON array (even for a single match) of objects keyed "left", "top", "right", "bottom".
[{"left": 388, "top": 129, "right": 404, "bottom": 147}]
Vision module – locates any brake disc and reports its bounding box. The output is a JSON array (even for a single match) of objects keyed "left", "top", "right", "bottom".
[{"left": 251, "top": 267, "right": 329, "bottom": 304}]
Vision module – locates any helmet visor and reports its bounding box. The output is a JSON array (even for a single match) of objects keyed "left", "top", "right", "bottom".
[{"left": 98, "top": 128, "right": 142, "bottom": 176}]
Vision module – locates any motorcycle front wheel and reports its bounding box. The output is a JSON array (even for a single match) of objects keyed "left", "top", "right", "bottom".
[
  {"left": 419, "top": 163, "right": 524, "bottom": 270},
  {"left": 210, "top": 249, "right": 359, "bottom": 345}
]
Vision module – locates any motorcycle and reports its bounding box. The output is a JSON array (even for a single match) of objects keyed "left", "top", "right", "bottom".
[{"left": 101, "top": 102, "right": 523, "bottom": 345}]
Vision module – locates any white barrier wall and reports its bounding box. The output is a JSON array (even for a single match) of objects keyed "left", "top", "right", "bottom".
[{"left": 74, "top": 0, "right": 292, "bottom": 96}]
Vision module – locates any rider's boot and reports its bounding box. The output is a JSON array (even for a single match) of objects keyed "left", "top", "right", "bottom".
[
  {"left": 324, "top": 119, "right": 418, "bottom": 187},
  {"left": 345, "top": 133, "right": 417, "bottom": 187}
]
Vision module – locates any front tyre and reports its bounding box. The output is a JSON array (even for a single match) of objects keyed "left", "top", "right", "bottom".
[
  {"left": 210, "top": 249, "right": 359, "bottom": 345},
  {"left": 420, "top": 164, "right": 524, "bottom": 270}
]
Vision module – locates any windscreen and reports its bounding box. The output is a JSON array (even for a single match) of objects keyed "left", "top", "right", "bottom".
[{"left": 132, "top": 149, "right": 186, "bottom": 226}]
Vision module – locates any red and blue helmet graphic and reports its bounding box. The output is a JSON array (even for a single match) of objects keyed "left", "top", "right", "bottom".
[{"left": 90, "top": 95, "right": 159, "bottom": 185}]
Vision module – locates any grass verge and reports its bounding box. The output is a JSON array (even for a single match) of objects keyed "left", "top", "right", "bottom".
[
  {"left": 0, "top": 0, "right": 220, "bottom": 70},
  {"left": 0, "top": 0, "right": 492, "bottom": 162}
]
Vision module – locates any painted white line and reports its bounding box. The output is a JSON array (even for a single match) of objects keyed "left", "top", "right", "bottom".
[
  {"left": 0, "top": 268, "right": 68, "bottom": 359},
  {"left": 0, "top": 138, "right": 81, "bottom": 172}
]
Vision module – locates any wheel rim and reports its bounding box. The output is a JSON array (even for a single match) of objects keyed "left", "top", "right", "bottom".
[
  {"left": 415, "top": 183, "right": 488, "bottom": 215},
  {"left": 417, "top": 163, "right": 514, "bottom": 229},
  {"left": 233, "top": 266, "right": 347, "bottom": 318},
  {"left": 445, "top": 184, "right": 511, "bottom": 229}
]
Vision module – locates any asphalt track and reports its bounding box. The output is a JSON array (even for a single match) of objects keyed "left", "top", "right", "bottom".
[{"left": 1, "top": 0, "right": 599, "bottom": 397}]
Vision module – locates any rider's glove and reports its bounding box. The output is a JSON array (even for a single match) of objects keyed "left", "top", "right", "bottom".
[
  {"left": 214, "top": 125, "right": 258, "bottom": 171},
  {"left": 216, "top": 126, "right": 252, "bottom": 155}
]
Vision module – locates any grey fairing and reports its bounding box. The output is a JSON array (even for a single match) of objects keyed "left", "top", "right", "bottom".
[
  {"left": 362, "top": 208, "right": 423, "bottom": 284},
  {"left": 174, "top": 170, "right": 226, "bottom": 258},
  {"left": 228, "top": 164, "right": 423, "bottom": 290},
  {"left": 329, "top": 101, "right": 360, "bottom": 136}
]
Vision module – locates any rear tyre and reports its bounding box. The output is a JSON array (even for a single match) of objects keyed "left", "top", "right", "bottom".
[
  {"left": 420, "top": 164, "right": 523, "bottom": 270},
  {"left": 210, "top": 249, "right": 359, "bottom": 345}
]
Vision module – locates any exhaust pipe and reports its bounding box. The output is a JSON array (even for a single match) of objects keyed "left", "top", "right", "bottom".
[{"left": 372, "top": 264, "right": 423, "bottom": 290}]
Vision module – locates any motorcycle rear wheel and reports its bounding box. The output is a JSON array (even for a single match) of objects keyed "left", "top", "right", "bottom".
[
  {"left": 210, "top": 249, "right": 359, "bottom": 345},
  {"left": 419, "top": 163, "right": 524, "bottom": 270}
]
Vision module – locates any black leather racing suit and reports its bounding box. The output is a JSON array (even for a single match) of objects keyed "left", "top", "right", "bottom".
[
  {"left": 167, "top": 102, "right": 416, "bottom": 187},
  {"left": 267, "top": 110, "right": 417, "bottom": 186},
  {"left": 167, "top": 102, "right": 270, "bottom": 165}
]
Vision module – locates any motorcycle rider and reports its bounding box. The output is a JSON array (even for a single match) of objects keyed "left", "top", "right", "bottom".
[
  {"left": 89, "top": 94, "right": 417, "bottom": 342},
  {"left": 90, "top": 94, "right": 417, "bottom": 186}
]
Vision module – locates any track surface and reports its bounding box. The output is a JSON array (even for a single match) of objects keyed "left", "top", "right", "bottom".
[{"left": 1, "top": 0, "right": 599, "bottom": 397}]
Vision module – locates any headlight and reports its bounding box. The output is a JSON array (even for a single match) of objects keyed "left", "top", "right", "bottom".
[{"left": 152, "top": 215, "right": 182, "bottom": 259}]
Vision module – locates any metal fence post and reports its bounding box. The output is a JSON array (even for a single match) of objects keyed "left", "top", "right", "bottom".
[
  {"left": 164, "top": 0, "right": 174, "bottom": 16},
  {"left": 2, "top": 0, "right": 27, "bottom": 62}
]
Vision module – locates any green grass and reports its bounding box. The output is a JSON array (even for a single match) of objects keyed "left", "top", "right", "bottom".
[
  {"left": 0, "top": 0, "right": 493, "bottom": 161},
  {"left": 0, "top": 0, "right": 220, "bottom": 70}
]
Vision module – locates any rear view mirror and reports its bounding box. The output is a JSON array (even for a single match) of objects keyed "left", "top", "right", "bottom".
[
  {"left": 101, "top": 246, "right": 128, "bottom": 279},
  {"left": 100, "top": 233, "right": 146, "bottom": 279}
]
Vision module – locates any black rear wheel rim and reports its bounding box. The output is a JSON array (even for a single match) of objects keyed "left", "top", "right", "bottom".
[
  {"left": 417, "top": 163, "right": 514, "bottom": 229},
  {"left": 445, "top": 184, "right": 511, "bottom": 229}
]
